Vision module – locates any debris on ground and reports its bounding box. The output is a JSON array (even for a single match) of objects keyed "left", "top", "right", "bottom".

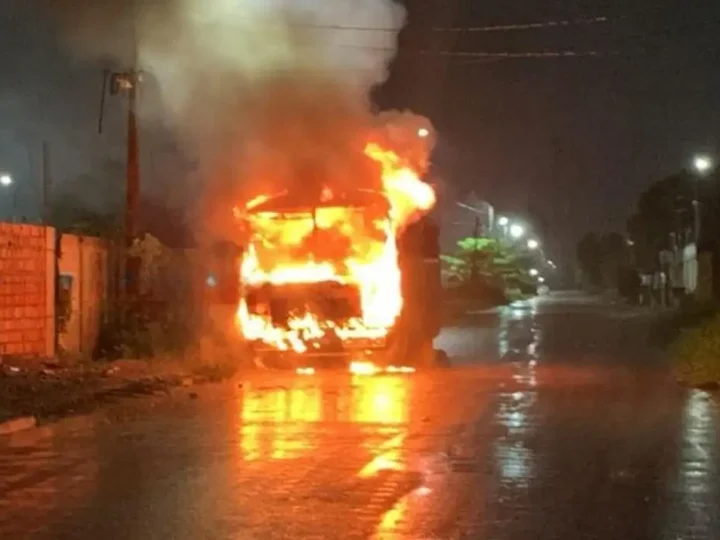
[{"left": 0, "top": 357, "right": 239, "bottom": 429}]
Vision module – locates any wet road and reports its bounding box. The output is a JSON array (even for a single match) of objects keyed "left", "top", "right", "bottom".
[{"left": 1, "top": 292, "right": 719, "bottom": 539}]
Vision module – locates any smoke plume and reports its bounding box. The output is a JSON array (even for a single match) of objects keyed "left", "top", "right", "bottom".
[{"left": 48, "top": 0, "right": 435, "bottom": 236}]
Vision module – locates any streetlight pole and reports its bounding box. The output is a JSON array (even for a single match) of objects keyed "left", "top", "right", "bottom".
[
  {"left": 497, "top": 216, "right": 509, "bottom": 240},
  {"left": 692, "top": 155, "right": 712, "bottom": 246},
  {"left": 1, "top": 173, "right": 17, "bottom": 221},
  {"left": 1, "top": 174, "right": 11, "bottom": 215},
  {"left": 693, "top": 173, "right": 701, "bottom": 245}
]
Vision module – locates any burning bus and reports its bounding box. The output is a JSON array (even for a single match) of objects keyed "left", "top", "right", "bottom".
[{"left": 234, "top": 142, "right": 442, "bottom": 369}]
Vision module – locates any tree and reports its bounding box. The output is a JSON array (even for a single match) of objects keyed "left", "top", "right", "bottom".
[
  {"left": 598, "top": 232, "right": 628, "bottom": 288},
  {"left": 576, "top": 232, "right": 602, "bottom": 287},
  {"left": 443, "top": 237, "right": 508, "bottom": 283},
  {"left": 49, "top": 168, "right": 194, "bottom": 246},
  {"left": 627, "top": 171, "right": 693, "bottom": 271},
  {"left": 49, "top": 194, "right": 122, "bottom": 237},
  {"left": 576, "top": 231, "right": 631, "bottom": 290},
  {"left": 49, "top": 159, "right": 125, "bottom": 237},
  {"left": 441, "top": 236, "right": 537, "bottom": 301}
]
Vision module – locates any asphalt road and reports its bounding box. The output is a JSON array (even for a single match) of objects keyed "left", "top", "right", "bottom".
[{"left": 1, "top": 292, "right": 718, "bottom": 539}]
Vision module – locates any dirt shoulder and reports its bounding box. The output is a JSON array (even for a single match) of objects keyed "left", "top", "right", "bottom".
[{"left": 0, "top": 357, "right": 240, "bottom": 431}]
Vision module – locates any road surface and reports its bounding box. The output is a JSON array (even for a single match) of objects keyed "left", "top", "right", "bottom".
[{"left": 1, "top": 292, "right": 718, "bottom": 539}]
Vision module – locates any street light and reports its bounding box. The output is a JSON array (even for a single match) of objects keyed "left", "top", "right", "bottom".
[
  {"left": 495, "top": 216, "right": 510, "bottom": 240},
  {"left": 693, "top": 155, "right": 713, "bottom": 174},
  {"left": 527, "top": 238, "right": 539, "bottom": 250},
  {"left": 529, "top": 268, "right": 539, "bottom": 277},
  {"left": 509, "top": 223, "right": 525, "bottom": 239},
  {"left": 0, "top": 174, "right": 12, "bottom": 187},
  {"left": 691, "top": 154, "right": 714, "bottom": 244},
  {"left": 538, "top": 276, "right": 546, "bottom": 283}
]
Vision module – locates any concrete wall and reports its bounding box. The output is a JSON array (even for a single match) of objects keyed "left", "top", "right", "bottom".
[
  {"left": 57, "top": 234, "right": 110, "bottom": 357},
  {"left": 0, "top": 223, "right": 55, "bottom": 358}
]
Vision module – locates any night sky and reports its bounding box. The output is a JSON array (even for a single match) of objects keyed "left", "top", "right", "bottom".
[{"left": 2, "top": 0, "right": 720, "bottom": 263}]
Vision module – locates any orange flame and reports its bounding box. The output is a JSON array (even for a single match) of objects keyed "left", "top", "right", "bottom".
[
  {"left": 364, "top": 142, "right": 436, "bottom": 229},
  {"left": 236, "top": 141, "right": 435, "bottom": 353}
]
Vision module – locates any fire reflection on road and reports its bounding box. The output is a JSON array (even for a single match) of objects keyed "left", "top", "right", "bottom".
[
  {"left": 236, "top": 373, "right": 417, "bottom": 538},
  {"left": 350, "top": 376, "right": 409, "bottom": 425},
  {"left": 237, "top": 374, "right": 412, "bottom": 462},
  {"left": 493, "top": 390, "right": 538, "bottom": 489},
  {"left": 239, "top": 384, "right": 324, "bottom": 460}
]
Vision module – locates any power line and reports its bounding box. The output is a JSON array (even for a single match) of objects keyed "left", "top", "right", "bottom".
[
  {"left": 339, "top": 43, "right": 619, "bottom": 59},
  {"left": 312, "top": 14, "right": 720, "bottom": 61},
  {"left": 299, "top": 15, "right": 612, "bottom": 33},
  {"left": 432, "top": 15, "right": 612, "bottom": 33},
  {"left": 424, "top": 49, "right": 613, "bottom": 58}
]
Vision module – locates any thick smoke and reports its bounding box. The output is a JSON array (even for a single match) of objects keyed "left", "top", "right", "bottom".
[{"left": 48, "top": 0, "right": 434, "bottom": 236}]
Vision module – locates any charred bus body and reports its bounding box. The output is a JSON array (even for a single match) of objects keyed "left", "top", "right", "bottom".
[{"left": 237, "top": 189, "right": 442, "bottom": 368}]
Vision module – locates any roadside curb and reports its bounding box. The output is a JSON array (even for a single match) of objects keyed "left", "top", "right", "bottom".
[{"left": 0, "top": 415, "right": 37, "bottom": 436}]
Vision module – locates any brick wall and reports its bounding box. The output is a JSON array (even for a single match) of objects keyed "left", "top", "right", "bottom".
[{"left": 0, "top": 223, "right": 55, "bottom": 358}]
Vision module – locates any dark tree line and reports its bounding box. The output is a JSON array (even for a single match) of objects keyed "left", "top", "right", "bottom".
[
  {"left": 577, "top": 165, "right": 720, "bottom": 299},
  {"left": 576, "top": 232, "right": 629, "bottom": 289}
]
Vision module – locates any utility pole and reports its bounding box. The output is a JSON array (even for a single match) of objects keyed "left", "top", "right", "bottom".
[
  {"left": 41, "top": 141, "right": 51, "bottom": 224},
  {"left": 124, "top": 70, "right": 141, "bottom": 299},
  {"left": 470, "top": 215, "right": 480, "bottom": 284},
  {"left": 88, "top": 0, "right": 142, "bottom": 307},
  {"left": 98, "top": 1, "right": 142, "bottom": 303},
  {"left": 693, "top": 176, "right": 701, "bottom": 246},
  {"left": 98, "top": 69, "right": 142, "bottom": 301}
]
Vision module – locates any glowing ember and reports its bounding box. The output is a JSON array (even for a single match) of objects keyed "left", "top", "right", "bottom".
[
  {"left": 385, "top": 365, "right": 416, "bottom": 374},
  {"left": 349, "top": 361, "right": 380, "bottom": 376},
  {"left": 236, "top": 141, "right": 435, "bottom": 354}
]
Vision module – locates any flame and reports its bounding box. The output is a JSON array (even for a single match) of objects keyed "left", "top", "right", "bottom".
[
  {"left": 364, "top": 142, "right": 436, "bottom": 228},
  {"left": 236, "top": 141, "right": 435, "bottom": 353}
]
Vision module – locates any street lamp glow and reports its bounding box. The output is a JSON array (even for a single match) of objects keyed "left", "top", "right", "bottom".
[
  {"left": 0, "top": 174, "right": 12, "bottom": 187},
  {"left": 693, "top": 155, "right": 713, "bottom": 174},
  {"left": 497, "top": 216, "right": 509, "bottom": 226},
  {"left": 509, "top": 224, "right": 525, "bottom": 239},
  {"left": 529, "top": 268, "right": 539, "bottom": 277},
  {"left": 417, "top": 127, "right": 429, "bottom": 138},
  {"left": 538, "top": 276, "right": 546, "bottom": 283},
  {"left": 527, "top": 239, "right": 539, "bottom": 250}
]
